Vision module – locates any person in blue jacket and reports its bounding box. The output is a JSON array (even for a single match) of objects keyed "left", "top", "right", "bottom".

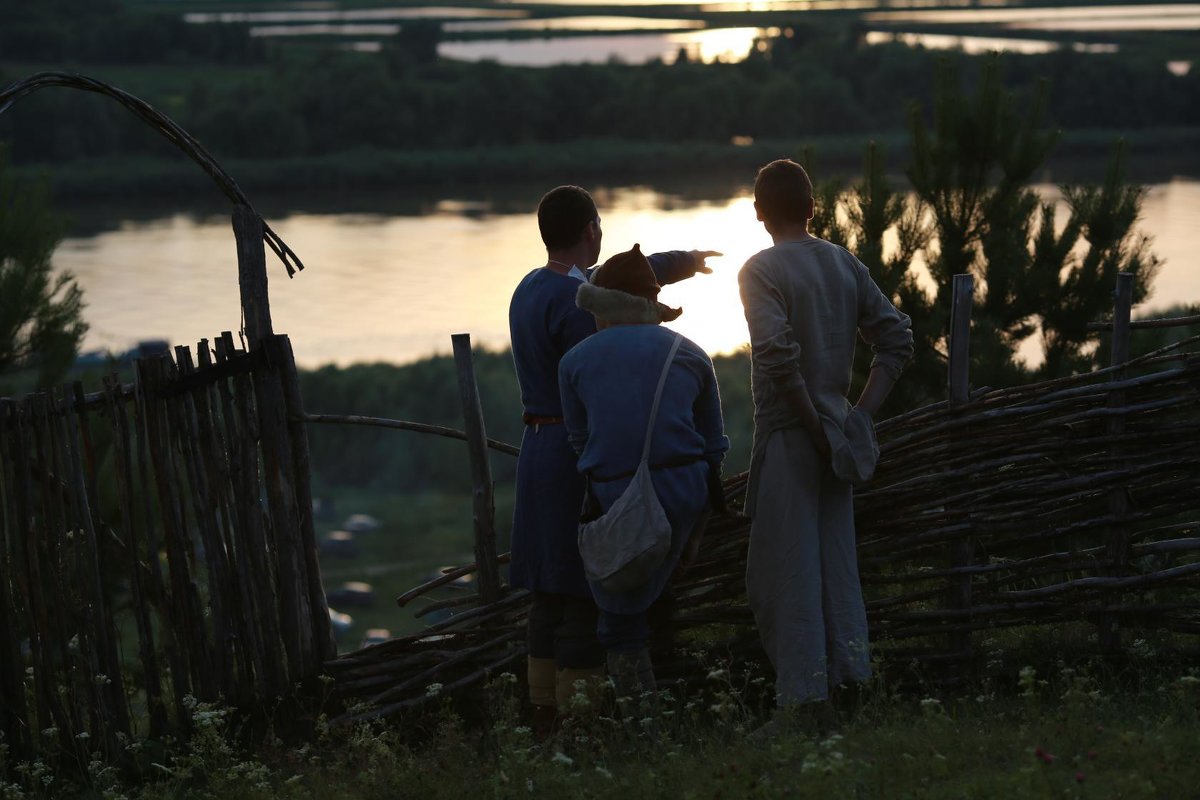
[
  {"left": 558, "top": 244, "right": 729, "bottom": 698},
  {"left": 509, "top": 186, "right": 718, "bottom": 729}
]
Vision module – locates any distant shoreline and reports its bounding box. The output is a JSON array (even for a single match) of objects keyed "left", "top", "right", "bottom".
[{"left": 15, "top": 127, "right": 1200, "bottom": 206}]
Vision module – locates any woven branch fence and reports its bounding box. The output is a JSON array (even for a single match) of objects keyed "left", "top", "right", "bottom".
[
  {"left": 325, "top": 304, "right": 1200, "bottom": 724},
  {"left": 0, "top": 331, "right": 338, "bottom": 765},
  {"left": 0, "top": 73, "right": 334, "bottom": 770}
]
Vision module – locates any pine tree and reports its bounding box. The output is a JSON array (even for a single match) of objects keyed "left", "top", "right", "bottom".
[
  {"left": 900, "top": 57, "right": 1155, "bottom": 400},
  {"left": 813, "top": 56, "right": 1159, "bottom": 410},
  {"left": 844, "top": 141, "right": 935, "bottom": 409},
  {"left": 0, "top": 147, "right": 87, "bottom": 389},
  {"left": 907, "top": 56, "right": 1060, "bottom": 393},
  {"left": 1038, "top": 142, "right": 1160, "bottom": 375}
]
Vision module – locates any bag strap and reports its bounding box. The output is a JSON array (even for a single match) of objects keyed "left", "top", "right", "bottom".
[{"left": 640, "top": 333, "right": 684, "bottom": 465}]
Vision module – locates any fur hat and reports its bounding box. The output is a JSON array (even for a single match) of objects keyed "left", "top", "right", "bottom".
[{"left": 577, "top": 244, "right": 683, "bottom": 324}]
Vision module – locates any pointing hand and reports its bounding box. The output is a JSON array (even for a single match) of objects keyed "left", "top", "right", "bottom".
[{"left": 688, "top": 250, "right": 723, "bottom": 275}]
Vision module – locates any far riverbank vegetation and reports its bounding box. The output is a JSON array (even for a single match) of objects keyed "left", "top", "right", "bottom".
[{"left": 2, "top": 1, "right": 1199, "bottom": 197}]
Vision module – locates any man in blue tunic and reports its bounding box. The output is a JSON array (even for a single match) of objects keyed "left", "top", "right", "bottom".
[{"left": 509, "top": 185, "right": 717, "bottom": 729}]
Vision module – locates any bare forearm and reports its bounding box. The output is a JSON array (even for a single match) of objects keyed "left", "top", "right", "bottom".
[
  {"left": 855, "top": 366, "right": 898, "bottom": 417},
  {"left": 780, "top": 384, "right": 829, "bottom": 458}
]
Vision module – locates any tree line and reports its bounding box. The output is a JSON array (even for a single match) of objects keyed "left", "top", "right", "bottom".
[{"left": 1, "top": 11, "right": 1198, "bottom": 168}]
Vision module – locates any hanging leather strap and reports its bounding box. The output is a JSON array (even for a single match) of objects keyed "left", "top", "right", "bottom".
[
  {"left": 641, "top": 333, "right": 684, "bottom": 465},
  {"left": 580, "top": 332, "right": 686, "bottom": 517}
]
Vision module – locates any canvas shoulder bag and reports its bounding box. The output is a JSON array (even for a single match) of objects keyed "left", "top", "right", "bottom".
[{"left": 578, "top": 333, "right": 683, "bottom": 593}]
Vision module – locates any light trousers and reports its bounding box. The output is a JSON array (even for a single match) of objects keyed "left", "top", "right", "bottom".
[{"left": 747, "top": 428, "right": 871, "bottom": 706}]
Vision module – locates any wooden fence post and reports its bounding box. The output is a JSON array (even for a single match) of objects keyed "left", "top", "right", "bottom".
[
  {"left": 63, "top": 381, "right": 131, "bottom": 748},
  {"left": 1099, "top": 272, "right": 1134, "bottom": 652},
  {"left": 233, "top": 206, "right": 273, "bottom": 349},
  {"left": 101, "top": 375, "right": 169, "bottom": 736},
  {"left": 947, "top": 274, "right": 974, "bottom": 657},
  {"left": 132, "top": 360, "right": 192, "bottom": 724},
  {"left": 947, "top": 274, "right": 973, "bottom": 406},
  {"left": 275, "top": 335, "right": 337, "bottom": 663},
  {"left": 451, "top": 334, "right": 502, "bottom": 604},
  {"left": 0, "top": 401, "right": 31, "bottom": 759},
  {"left": 252, "top": 343, "right": 317, "bottom": 682}
]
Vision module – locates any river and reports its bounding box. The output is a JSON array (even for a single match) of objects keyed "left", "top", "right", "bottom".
[
  {"left": 55, "top": 175, "right": 1200, "bottom": 370},
  {"left": 182, "top": 3, "right": 1200, "bottom": 66}
]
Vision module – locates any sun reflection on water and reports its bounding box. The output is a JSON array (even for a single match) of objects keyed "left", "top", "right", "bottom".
[
  {"left": 666, "top": 27, "right": 765, "bottom": 63},
  {"left": 646, "top": 196, "right": 768, "bottom": 355}
]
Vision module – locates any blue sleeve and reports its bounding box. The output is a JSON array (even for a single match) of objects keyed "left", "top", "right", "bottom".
[
  {"left": 558, "top": 306, "right": 596, "bottom": 354},
  {"left": 551, "top": 283, "right": 597, "bottom": 355},
  {"left": 558, "top": 356, "right": 589, "bottom": 457},
  {"left": 692, "top": 350, "right": 729, "bottom": 466},
  {"left": 647, "top": 251, "right": 698, "bottom": 286}
]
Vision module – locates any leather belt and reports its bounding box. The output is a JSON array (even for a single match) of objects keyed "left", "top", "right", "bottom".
[{"left": 523, "top": 413, "right": 564, "bottom": 426}]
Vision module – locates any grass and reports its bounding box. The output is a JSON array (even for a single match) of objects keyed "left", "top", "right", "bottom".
[{"left": 7, "top": 652, "right": 1197, "bottom": 798}]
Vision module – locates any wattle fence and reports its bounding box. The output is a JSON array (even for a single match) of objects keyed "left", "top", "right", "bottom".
[
  {"left": 325, "top": 279, "right": 1200, "bottom": 722},
  {"left": 1, "top": 73, "right": 333, "bottom": 769},
  {"left": 0, "top": 330, "right": 336, "bottom": 764}
]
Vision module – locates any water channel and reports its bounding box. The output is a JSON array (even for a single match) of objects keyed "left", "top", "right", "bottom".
[{"left": 182, "top": 3, "right": 1200, "bottom": 66}]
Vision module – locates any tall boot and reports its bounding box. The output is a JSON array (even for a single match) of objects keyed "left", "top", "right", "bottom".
[
  {"left": 606, "top": 649, "right": 656, "bottom": 700},
  {"left": 555, "top": 665, "right": 606, "bottom": 716},
  {"left": 527, "top": 656, "right": 557, "bottom": 740}
]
